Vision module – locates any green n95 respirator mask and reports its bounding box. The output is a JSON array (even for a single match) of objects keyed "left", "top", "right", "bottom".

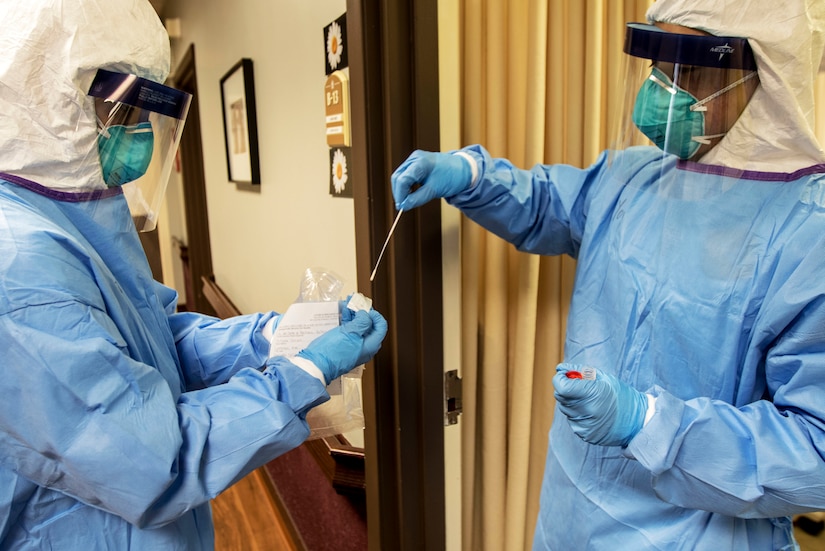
[
  {"left": 632, "top": 65, "right": 757, "bottom": 160},
  {"left": 97, "top": 122, "right": 155, "bottom": 187}
]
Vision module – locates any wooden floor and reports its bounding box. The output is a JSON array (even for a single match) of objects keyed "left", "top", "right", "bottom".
[
  {"left": 796, "top": 516, "right": 825, "bottom": 551},
  {"left": 212, "top": 468, "right": 300, "bottom": 551}
]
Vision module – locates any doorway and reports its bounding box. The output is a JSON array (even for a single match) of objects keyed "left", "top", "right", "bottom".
[{"left": 170, "top": 44, "right": 216, "bottom": 317}]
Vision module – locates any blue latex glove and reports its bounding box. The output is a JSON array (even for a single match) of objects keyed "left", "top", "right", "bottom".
[
  {"left": 297, "top": 309, "right": 388, "bottom": 385},
  {"left": 552, "top": 364, "right": 647, "bottom": 447},
  {"left": 391, "top": 150, "right": 473, "bottom": 210}
]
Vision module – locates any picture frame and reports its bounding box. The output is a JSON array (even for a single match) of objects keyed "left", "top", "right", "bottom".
[{"left": 220, "top": 58, "right": 260, "bottom": 185}]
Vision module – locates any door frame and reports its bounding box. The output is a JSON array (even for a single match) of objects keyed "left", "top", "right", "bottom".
[
  {"left": 347, "top": 0, "right": 447, "bottom": 548},
  {"left": 171, "top": 44, "right": 216, "bottom": 317}
]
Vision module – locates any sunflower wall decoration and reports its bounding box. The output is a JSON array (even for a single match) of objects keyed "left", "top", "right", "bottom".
[
  {"left": 329, "top": 147, "right": 352, "bottom": 197},
  {"left": 323, "top": 13, "right": 348, "bottom": 76},
  {"left": 324, "top": 14, "right": 352, "bottom": 198}
]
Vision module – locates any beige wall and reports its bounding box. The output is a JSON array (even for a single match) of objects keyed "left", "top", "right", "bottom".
[{"left": 159, "top": 0, "right": 354, "bottom": 315}]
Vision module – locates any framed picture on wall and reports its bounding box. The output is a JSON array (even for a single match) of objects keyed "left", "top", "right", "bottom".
[{"left": 220, "top": 58, "right": 261, "bottom": 185}]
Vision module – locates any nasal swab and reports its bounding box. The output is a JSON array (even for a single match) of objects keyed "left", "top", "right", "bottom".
[{"left": 370, "top": 209, "right": 403, "bottom": 282}]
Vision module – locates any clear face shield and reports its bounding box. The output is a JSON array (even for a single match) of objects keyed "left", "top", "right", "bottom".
[
  {"left": 611, "top": 23, "right": 759, "bottom": 165},
  {"left": 88, "top": 70, "right": 192, "bottom": 232}
]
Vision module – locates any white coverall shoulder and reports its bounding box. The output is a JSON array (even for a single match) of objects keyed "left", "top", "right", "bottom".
[
  {"left": 647, "top": 0, "right": 825, "bottom": 172},
  {"left": 0, "top": 0, "right": 170, "bottom": 192}
]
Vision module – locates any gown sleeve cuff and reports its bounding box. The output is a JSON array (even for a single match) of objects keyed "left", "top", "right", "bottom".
[
  {"left": 453, "top": 151, "right": 479, "bottom": 187},
  {"left": 261, "top": 315, "right": 278, "bottom": 343},
  {"left": 623, "top": 388, "right": 686, "bottom": 474},
  {"left": 644, "top": 393, "right": 657, "bottom": 426},
  {"left": 288, "top": 355, "right": 327, "bottom": 385}
]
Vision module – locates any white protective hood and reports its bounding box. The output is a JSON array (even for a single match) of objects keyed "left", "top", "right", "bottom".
[
  {"left": 647, "top": 0, "right": 825, "bottom": 173},
  {"left": 0, "top": 0, "right": 170, "bottom": 192}
]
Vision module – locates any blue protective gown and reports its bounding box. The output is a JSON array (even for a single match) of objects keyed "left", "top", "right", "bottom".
[
  {"left": 0, "top": 174, "right": 329, "bottom": 549},
  {"left": 450, "top": 145, "right": 825, "bottom": 551}
]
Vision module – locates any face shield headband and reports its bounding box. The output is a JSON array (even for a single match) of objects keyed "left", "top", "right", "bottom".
[
  {"left": 621, "top": 24, "right": 758, "bottom": 161},
  {"left": 88, "top": 69, "right": 192, "bottom": 232},
  {"left": 624, "top": 23, "right": 757, "bottom": 71}
]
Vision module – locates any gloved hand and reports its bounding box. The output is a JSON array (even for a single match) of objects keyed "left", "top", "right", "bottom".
[
  {"left": 338, "top": 296, "right": 354, "bottom": 323},
  {"left": 391, "top": 150, "right": 473, "bottom": 210},
  {"left": 297, "top": 309, "right": 388, "bottom": 385},
  {"left": 552, "top": 364, "right": 647, "bottom": 447}
]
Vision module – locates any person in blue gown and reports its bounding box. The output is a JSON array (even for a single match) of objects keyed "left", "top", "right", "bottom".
[
  {"left": 0, "top": 1, "right": 387, "bottom": 549},
  {"left": 391, "top": 1, "right": 825, "bottom": 549}
]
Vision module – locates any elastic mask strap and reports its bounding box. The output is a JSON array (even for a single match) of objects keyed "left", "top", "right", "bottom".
[
  {"left": 691, "top": 133, "right": 727, "bottom": 145},
  {"left": 648, "top": 69, "right": 678, "bottom": 95},
  {"left": 96, "top": 102, "right": 150, "bottom": 136},
  {"left": 690, "top": 71, "right": 758, "bottom": 112},
  {"left": 128, "top": 122, "right": 153, "bottom": 134},
  {"left": 688, "top": 71, "right": 758, "bottom": 146},
  {"left": 96, "top": 101, "right": 125, "bottom": 138}
]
